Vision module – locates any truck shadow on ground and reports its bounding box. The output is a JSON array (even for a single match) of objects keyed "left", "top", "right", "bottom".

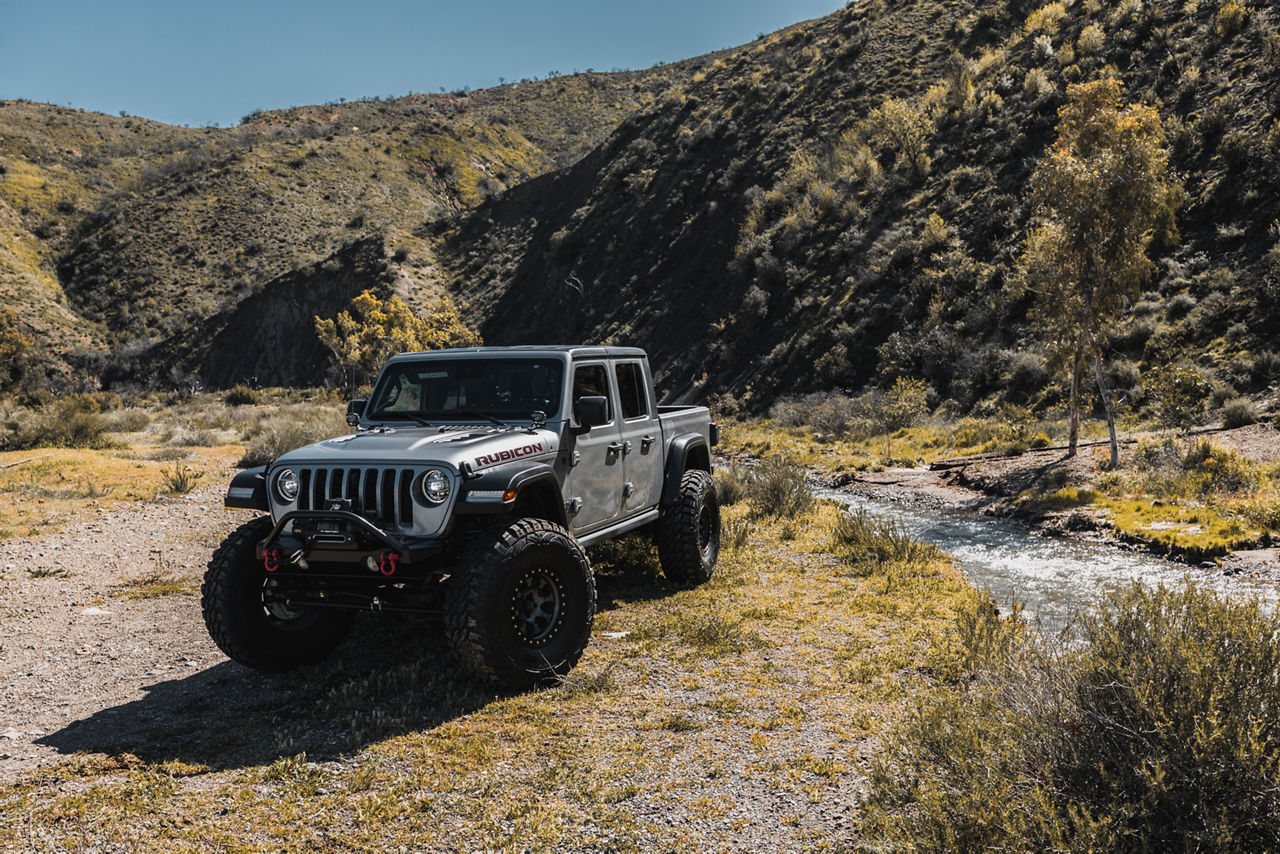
[
  {"left": 39, "top": 553, "right": 676, "bottom": 771},
  {"left": 38, "top": 617, "right": 491, "bottom": 772},
  {"left": 587, "top": 540, "right": 676, "bottom": 612}
]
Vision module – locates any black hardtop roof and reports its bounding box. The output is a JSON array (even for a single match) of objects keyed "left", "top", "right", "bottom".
[{"left": 386, "top": 345, "right": 647, "bottom": 362}]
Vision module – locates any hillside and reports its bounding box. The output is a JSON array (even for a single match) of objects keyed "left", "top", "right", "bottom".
[
  {"left": 0, "top": 62, "right": 701, "bottom": 388},
  {"left": 3, "top": 0, "right": 1280, "bottom": 414},
  {"left": 439, "top": 0, "right": 1280, "bottom": 410}
]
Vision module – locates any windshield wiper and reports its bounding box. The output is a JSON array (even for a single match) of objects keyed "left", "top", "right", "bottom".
[
  {"left": 367, "top": 410, "right": 432, "bottom": 427},
  {"left": 455, "top": 409, "right": 510, "bottom": 429}
]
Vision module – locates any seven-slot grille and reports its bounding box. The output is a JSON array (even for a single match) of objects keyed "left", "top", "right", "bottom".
[{"left": 295, "top": 466, "right": 418, "bottom": 529}]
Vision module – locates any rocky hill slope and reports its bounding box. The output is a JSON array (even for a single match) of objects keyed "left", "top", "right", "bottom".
[{"left": 440, "top": 0, "right": 1280, "bottom": 408}]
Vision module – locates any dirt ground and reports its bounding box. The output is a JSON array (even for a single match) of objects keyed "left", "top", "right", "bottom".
[{"left": 0, "top": 477, "right": 257, "bottom": 779}]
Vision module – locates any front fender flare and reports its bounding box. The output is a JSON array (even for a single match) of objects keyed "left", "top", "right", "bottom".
[
  {"left": 456, "top": 462, "right": 567, "bottom": 526},
  {"left": 224, "top": 466, "right": 269, "bottom": 511}
]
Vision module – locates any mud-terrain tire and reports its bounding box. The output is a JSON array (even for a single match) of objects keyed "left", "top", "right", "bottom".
[
  {"left": 445, "top": 518, "right": 595, "bottom": 689},
  {"left": 656, "top": 469, "right": 720, "bottom": 584},
  {"left": 202, "top": 516, "right": 354, "bottom": 671}
]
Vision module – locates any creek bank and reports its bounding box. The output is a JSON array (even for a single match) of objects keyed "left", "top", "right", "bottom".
[{"left": 816, "top": 447, "right": 1280, "bottom": 588}]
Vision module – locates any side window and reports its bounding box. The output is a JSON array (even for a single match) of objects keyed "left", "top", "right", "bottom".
[
  {"left": 615, "top": 362, "right": 648, "bottom": 420},
  {"left": 572, "top": 364, "right": 611, "bottom": 423}
]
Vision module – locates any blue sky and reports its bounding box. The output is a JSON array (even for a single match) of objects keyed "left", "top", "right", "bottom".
[{"left": 2, "top": 0, "right": 845, "bottom": 128}]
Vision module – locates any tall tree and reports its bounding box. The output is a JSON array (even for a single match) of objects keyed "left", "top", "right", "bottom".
[
  {"left": 1016, "top": 77, "right": 1181, "bottom": 466},
  {"left": 315, "top": 290, "right": 481, "bottom": 390}
]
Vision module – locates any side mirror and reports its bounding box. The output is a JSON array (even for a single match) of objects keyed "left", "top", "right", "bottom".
[
  {"left": 346, "top": 399, "right": 367, "bottom": 427},
  {"left": 573, "top": 396, "right": 609, "bottom": 434}
]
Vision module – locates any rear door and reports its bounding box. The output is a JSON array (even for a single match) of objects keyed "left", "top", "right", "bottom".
[
  {"left": 613, "top": 359, "right": 664, "bottom": 513},
  {"left": 562, "top": 361, "right": 625, "bottom": 532}
]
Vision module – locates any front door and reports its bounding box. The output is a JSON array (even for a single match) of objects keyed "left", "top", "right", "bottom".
[{"left": 562, "top": 362, "right": 624, "bottom": 533}]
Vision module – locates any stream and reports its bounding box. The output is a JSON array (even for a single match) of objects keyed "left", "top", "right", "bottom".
[{"left": 818, "top": 487, "right": 1278, "bottom": 632}]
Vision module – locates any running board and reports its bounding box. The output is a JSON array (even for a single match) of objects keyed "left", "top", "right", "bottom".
[{"left": 576, "top": 508, "right": 661, "bottom": 548}]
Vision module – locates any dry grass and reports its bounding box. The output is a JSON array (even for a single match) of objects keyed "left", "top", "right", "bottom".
[
  {"left": 0, "top": 389, "right": 351, "bottom": 542},
  {"left": 0, "top": 500, "right": 971, "bottom": 850}
]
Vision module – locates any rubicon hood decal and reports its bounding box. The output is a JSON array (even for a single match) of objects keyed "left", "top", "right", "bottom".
[
  {"left": 274, "top": 426, "right": 558, "bottom": 468},
  {"left": 473, "top": 442, "right": 545, "bottom": 468}
]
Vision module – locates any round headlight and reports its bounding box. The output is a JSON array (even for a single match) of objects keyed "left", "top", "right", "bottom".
[
  {"left": 419, "top": 469, "right": 450, "bottom": 504},
  {"left": 274, "top": 468, "right": 300, "bottom": 503}
]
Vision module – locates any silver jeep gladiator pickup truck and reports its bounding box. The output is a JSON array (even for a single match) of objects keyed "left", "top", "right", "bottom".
[{"left": 203, "top": 345, "right": 720, "bottom": 688}]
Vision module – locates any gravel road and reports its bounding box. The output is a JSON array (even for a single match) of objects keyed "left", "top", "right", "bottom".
[{"left": 0, "top": 480, "right": 254, "bottom": 780}]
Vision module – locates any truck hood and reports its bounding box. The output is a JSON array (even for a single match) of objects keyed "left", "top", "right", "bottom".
[{"left": 272, "top": 424, "right": 561, "bottom": 471}]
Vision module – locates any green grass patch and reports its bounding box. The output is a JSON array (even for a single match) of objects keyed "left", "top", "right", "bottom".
[
  {"left": 1015, "top": 485, "right": 1100, "bottom": 515},
  {"left": 1100, "top": 496, "right": 1257, "bottom": 561}
]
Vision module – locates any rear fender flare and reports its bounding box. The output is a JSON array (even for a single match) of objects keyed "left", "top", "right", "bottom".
[{"left": 661, "top": 434, "right": 711, "bottom": 506}]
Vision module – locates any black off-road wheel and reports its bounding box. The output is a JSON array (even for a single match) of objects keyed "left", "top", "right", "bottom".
[
  {"left": 201, "top": 516, "right": 354, "bottom": 671},
  {"left": 445, "top": 518, "right": 595, "bottom": 689},
  {"left": 656, "top": 469, "right": 720, "bottom": 584}
]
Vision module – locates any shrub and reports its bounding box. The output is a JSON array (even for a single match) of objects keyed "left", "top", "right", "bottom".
[
  {"left": 722, "top": 516, "right": 753, "bottom": 552},
  {"left": 1133, "top": 436, "right": 1181, "bottom": 473},
  {"left": 238, "top": 411, "right": 347, "bottom": 467},
  {"left": 107, "top": 409, "right": 152, "bottom": 432},
  {"left": 225, "top": 384, "right": 262, "bottom": 406},
  {"left": 920, "top": 213, "right": 950, "bottom": 251},
  {"left": 744, "top": 457, "right": 812, "bottom": 519},
  {"left": 1221, "top": 397, "right": 1259, "bottom": 428},
  {"left": 827, "top": 508, "right": 943, "bottom": 574},
  {"left": 160, "top": 462, "right": 205, "bottom": 495},
  {"left": 1144, "top": 362, "right": 1210, "bottom": 428},
  {"left": 712, "top": 464, "right": 749, "bottom": 506},
  {"left": 165, "top": 427, "right": 225, "bottom": 447},
  {"left": 1216, "top": 1, "right": 1248, "bottom": 37},
  {"left": 1, "top": 399, "right": 117, "bottom": 451},
  {"left": 768, "top": 392, "right": 861, "bottom": 435},
  {"left": 1181, "top": 439, "right": 1261, "bottom": 494},
  {"left": 1024, "top": 2, "right": 1068, "bottom": 34},
  {"left": 886, "top": 377, "right": 930, "bottom": 427},
  {"left": 1077, "top": 22, "right": 1106, "bottom": 54},
  {"left": 1033, "top": 34, "right": 1055, "bottom": 62},
  {"left": 862, "top": 583, "right": 1280, "bottom": 850}
]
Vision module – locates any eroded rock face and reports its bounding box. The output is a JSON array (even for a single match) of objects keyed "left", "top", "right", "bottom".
[{"left": 199, "top": 237, "right": 392, "bottom": 389}]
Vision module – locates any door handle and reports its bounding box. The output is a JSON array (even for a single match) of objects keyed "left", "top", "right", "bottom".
[
  {"left": 640, "top": 435, "right": 656, "bottom": 452},
  {"left": 606, "top": 442, "right": 624, "bottom": 456}
]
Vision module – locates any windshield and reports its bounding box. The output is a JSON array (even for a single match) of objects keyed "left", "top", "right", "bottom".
[{"left": 367, "top": 358, "right": 564, "bottom": 422}]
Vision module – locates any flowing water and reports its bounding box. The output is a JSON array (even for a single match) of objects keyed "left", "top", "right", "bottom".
[{"left": 818, "top": 487, "right": 1278, "bottom": 632}]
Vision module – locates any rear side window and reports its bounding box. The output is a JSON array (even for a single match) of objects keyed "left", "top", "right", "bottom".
[
  {"left": 615, "top": 362, "right": 648, "bottom": 420},
  {"left": 572, "top": 364, "right": 611, "bottom": 423}
]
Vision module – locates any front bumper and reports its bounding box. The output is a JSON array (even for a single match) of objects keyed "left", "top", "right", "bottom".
[{"left": 258, "top": 510, "right": 446, "bottom": 579}]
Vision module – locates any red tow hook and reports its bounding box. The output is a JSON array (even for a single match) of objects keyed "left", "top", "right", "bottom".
[
  {"left": 378, "top": 551, "right": 399, "bottom": 577},
  {"left": 263, "top": 548, "right": 282, "bottom": 573}
]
